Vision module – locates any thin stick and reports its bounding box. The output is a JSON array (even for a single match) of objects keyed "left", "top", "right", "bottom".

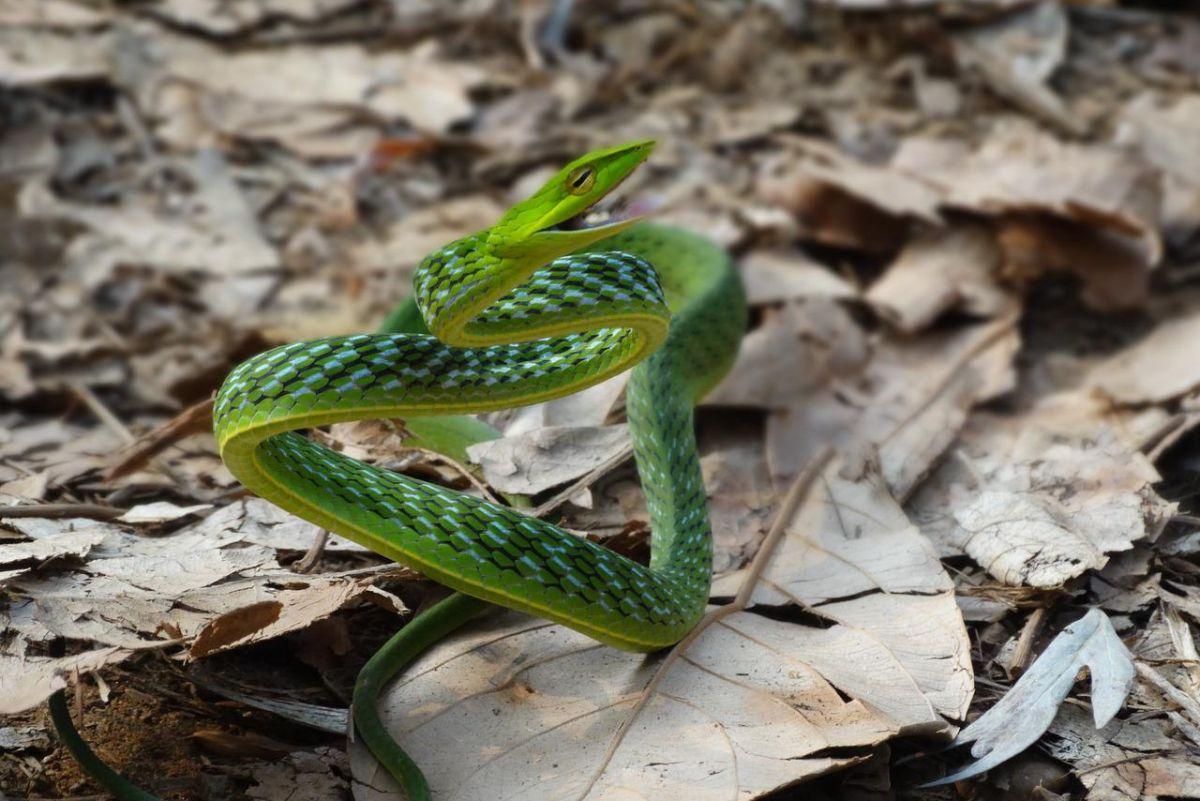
[
  {"left": 294, "top": 530, "right": 330, "bottom": 574},
  {"left": 70, "top": 381, "right": 134, "bottom": 444},
  {"left": 0, "top": 503, "right": 124, "bottom": 520},
  {"left": 1136, "top": 661, "right": 1200, "bottom": 730},
  {"left": 1008, "top": 607, "right": 1048, "bottom": 675}
]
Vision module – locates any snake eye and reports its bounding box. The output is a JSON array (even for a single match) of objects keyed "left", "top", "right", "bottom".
[{"left": 566, "top": 165, "right": 596, "bottom": 195}]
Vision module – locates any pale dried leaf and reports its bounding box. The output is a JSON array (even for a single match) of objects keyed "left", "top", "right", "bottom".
[
  {"left": 151, "top": 0, "right": 360, "bottom": 35},
  {"left": 1089, "top": 311, "right": 1200, "bottom": 405},
  {"left": 0, "top": 528, "right": 106, "bottom": 570},
  {"left": 245, "top": 747, "right": 350, "bottom": 801},
  {"left": 952, "top": 2, "right": 1081, "bottom": 135},
  {"left": 19, "top": 151, "right": 279, "bottom": 275},
  {"left": 467, "top": 425, "right": 631, "bottom": 496},
  {"left": 352, "top": 459, "right": 970, "bottom": 800},
  {"left": 117, "top": 501, "right": 211, "bottom": 524},
  {"left": 707, "top": 300, "right": 870, "bottom": 409},
  {"left": 909, "top": 397, "right": 1175, "bottom": 587},
  {"left": 928, "top": 609, "right": 1134, "bottom": 786},
  {"left": 0, "top": 27, "right": 110, "bottom": 84},
  {"left": 739, "top": 250, "right": 859, "bottom": 306},
  {"left": 892, "top": 121, "right": 1162, "bottom": 269},
  {"left": 0, "top": 646, "right": 136, "bottom": 715},
  {"left": 190, "top": 577, "right": 405, "bottom": 658},
  {"left": 0, "top": 724, "right": 50, "bottom": 750},
  {"left": 866, "top": 223, "right": 1013, "bottom": 332},
  {"left": 765, "top": 318, "right": 1019, "bottom": 499},
  {"left": 187, "top": 498, "right": 371, "bottom": 554}
]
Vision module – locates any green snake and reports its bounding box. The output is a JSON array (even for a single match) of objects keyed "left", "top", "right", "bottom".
[{"left": 52, "top": 141, "right": 746, "bottom": 799}]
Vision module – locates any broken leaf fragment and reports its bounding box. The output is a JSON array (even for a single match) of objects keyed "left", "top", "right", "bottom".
[{"left": 926, "top": 608, "right": 1134, "bottom": 787}]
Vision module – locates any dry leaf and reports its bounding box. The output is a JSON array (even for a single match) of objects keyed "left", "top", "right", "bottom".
[
  {"left": 1116, "top": 92, "right": 1200, "bottom": 238},
  {"left": 1045, "top": 704, "right": 1200, "bottom": 801},
  {"left": 757, "top": 140, "right": 941, "bottom": 252},
  {"left": 765, "top": 317, "right": 1019, "bottom": 500},
  {"left": 0, "top": 645, "right": 136, "bottom": 715},
  {"left": 866, "top": 223, "right": 1013, "bottom": 333},
  {"left": 707, "top": 299, "right": 870, "bottom": 409},
  {"left": 245, "top": 747, "right": 350, "bottom": 801},
  {"left": 892, "top": 121, "right": 1162, "bottom": 310},
  {"left": 909, "top": 397, "right": 1175, "bottom": 587},
  {"left": 1089, "top": 310, "right": 1200, "bottom": 405},
  {"left": 150, "top": 0, "right": 360, "bottom": 35},
  {"left": 189, "top": 576, "right": 405, "bottom": 658},
  {"left": 952, "top": 2, "right": 1081, "bottom": 135},
  {"left": 928, "top": 608, "right": 1134, "bottom": 786},
  {"left": 117, "top": 501, "right": 211, "bottom": 524},
  {"left": 19, "top": 150, "right": 279, "bottom": 276},
  {"left": 739, "top": 250, "right": 859, "bottom": 306},
  {"left": 351, "top": 458, "right": 970, "bottom": 799},
  {"left": 467, "top": 425, "right": 631, "bottom": 497}
]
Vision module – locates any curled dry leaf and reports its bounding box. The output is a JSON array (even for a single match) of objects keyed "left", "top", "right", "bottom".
[
  {"left": 866, "top": 223, "right": 1014, "bottom": 333},
  {"left": 189, "top": 575, "right": 406, "bottom": 658},
  {"left": 909, "top": 396, "right": 1175, "bottom": 587},
  {"left": 891, "top": 121, "right": 1162, "bottom": 310},
  {"left": 757, "top": 139, "right": 942, "bottom": 252},
  {"left": 351, "top": 457, "right": 971, "bottom": 800},
  {"left": 928, "top": 608, "right": 1134, "bottom": 787}
]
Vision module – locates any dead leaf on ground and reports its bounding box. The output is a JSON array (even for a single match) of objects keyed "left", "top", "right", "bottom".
[
  {"left": 352, "top": 457, "right": 971, "bottom": 800},
  {"left": 892, "top": 122, "right": 1163, "bottom": 310},
  {"left": 738, "top": 249, "right": 859, "bottom": 306},
  {"left": 928, "top": 608, "right": 1134, "bottom": 786},
  {"left": 1045, "top": 704, "right": 1200, "bottom": 801},
  {"left": 467, "top": 425, "right": 631, "bottom": 497},
  {"left": 952, "top": 1, "right": 1081, "bottom": 135},
  {"left": 865, "top": 223, "right": 1015, "bottom": 333},
  {"left": 909, "top": 395, "right": 1175, "bottom": 587},
  {"left": 765, "top": 317, "right": 1019, "bottom": 500},
  {"left": 0, "top": 645, "right": 137, "bottom": 715},
  {"left": 1089, "top": 308, "right": 1200, "bottom": 405},
  {"left": 757, "top": 138, "right": 942, "bottom": 252}
]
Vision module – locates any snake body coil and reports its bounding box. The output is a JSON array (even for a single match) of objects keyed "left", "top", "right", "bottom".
[{"left": 212, "top": 140, "right": 746, "bottom": 795}]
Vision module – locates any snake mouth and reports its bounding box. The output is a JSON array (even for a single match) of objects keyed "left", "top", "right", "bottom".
[{"left": 544, "top": 195, "right": 657, "bottom": 235}]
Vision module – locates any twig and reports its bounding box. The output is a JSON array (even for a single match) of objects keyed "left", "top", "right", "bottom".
[
  {"left": 0, "top": 503, "right": 124, "bottom": 520},
  {"left": 1167, "top": 711, "right": 1200, "bottom": 750},
  {"left": 294, "top": 530, "right": 330, "bottom": 574},
  {"left": 105, "top": 397, "right": 215, "bottom": 481},
  {"left": 1008, "top": 606, "right": 1048, "bottom": 676},
  {"left": 70, "top": 381, "right": 134, "bottom": 444},
  {"left": 1135, "top": 661, "right": 1200, "bottom": 731}
]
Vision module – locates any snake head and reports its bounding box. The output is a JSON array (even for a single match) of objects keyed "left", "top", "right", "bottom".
[{"left": 491, "top": 139, "right": 655, "bottom": 261}]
